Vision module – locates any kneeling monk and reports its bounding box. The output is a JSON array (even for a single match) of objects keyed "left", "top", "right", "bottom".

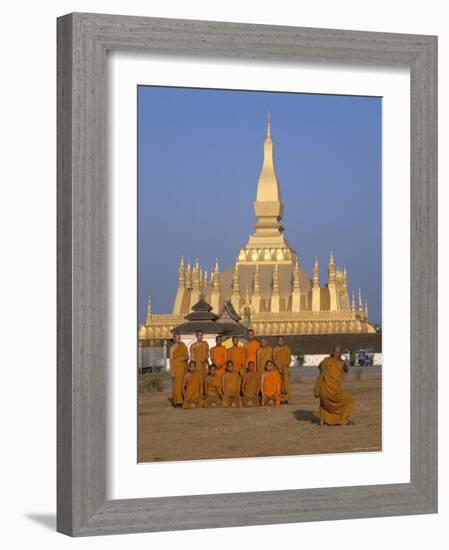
[
  {"left": 182, "top": 361, "right": 204, "bottom": 409},
  {"left": 241, "top": 361, "right": 260, "bottom": 407},
  {"left": 261, "top": 360, "right": 282, "bottom": 406},
  {"left": 316, "top": 346, "right": 354, "bottom": 425},
  {"left": 222, "top": 361, "right": 242, "bottom": 408},
  {"left": 204, "top": 365, "right": 222, "bottom": 408}
]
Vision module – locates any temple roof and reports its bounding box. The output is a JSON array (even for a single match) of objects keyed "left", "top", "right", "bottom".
[
  {"left": 172, "top": 298, "right": 247, "bottom": 336},
  {"left": 184, "top": 298, "right": 218, "bottom": 321}
]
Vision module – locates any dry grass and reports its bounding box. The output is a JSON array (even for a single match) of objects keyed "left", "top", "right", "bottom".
[{"left": 138, "top": 373, "right": 381, "bottom": 463}]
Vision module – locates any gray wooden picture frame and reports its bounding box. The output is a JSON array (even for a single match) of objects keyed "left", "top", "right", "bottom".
[{"left": 57, "top": 12, "right": 438, "bottom": 537}]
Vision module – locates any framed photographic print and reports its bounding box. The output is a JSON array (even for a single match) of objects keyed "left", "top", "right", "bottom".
[{"left": 57, "top": 13, "right": 437, "bottom": 536}]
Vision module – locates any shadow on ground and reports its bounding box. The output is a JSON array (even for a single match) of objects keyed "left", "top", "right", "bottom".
[
  {"left": 25, "top": 513, "right": 56, "bottom": 531},
  {"left": 292, "top": 409, "right": 320, "bottom": 424}
]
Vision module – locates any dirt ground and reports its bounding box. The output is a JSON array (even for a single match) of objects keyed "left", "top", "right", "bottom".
[{"left": 138, "top": 373, "right": 381, "bottom": 463}]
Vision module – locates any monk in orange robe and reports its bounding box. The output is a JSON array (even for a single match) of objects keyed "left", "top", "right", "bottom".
[
  {"left": 169, "top": 332, "right": 189, "bottom": 407},
  {"left": 227, "top": 336, "right": 245, "bottom": 376},
  {"left": 273, "top": 335, "right": 292, "bottom": 403},
  {"left": 244, "top": 329, "right": 260, "bottom": 372},
  {"left": 261, "top": 360, "right": 282, "bottom": 406},
  {"left": 241, "top": 362, "right": 260, "bottom": 407},
  {"left": 221, "top": 361, "right": 242, "bottom": 408},
  {"left": 316, "top": 346, "right": 354, "bottom": 425},
  {"left": 182, "top": 361, "right": 204, "bottom": 409},
  {"left": 209, "top": 335, "right": 227, "bottom": 377},
  {"left": 257, "top": 337, "right": 273, "bottom": 379},
  {"left": 204, "top": 365, "right": 222, "bottom": 408},
  {"left": 189, "top": 330, "right": 209, "bottom": 381}
]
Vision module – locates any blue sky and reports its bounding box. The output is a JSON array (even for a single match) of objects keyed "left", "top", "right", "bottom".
[{"left": 138, "top": 86, "right": 382, "bottom": 325}]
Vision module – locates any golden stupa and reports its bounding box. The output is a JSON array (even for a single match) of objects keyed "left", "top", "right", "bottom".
[{"left": 139, "top": 115, "right": 376, "bottom": 342}]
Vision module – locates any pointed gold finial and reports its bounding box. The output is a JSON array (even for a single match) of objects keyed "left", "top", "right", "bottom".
[
  {"left": 253, "top": 263, "right": 260, "bottom": 292},
  {"left": 267, "top": 111, "right": 271, "bottom": 139},
  {"left": 272, "top": 263, "right": 280, "bottom": 292},
  {"left": 232, "top": 262, "right": 240, "bottom": 292},
  {"left": 358, "top": 288, "right": 364, "bottom": 314},
  {"left": 313, "top": 256, "right": 320, "bottom": 287},
  {"left": 146, "top": 295, "right": 152, "bottom": 323}
]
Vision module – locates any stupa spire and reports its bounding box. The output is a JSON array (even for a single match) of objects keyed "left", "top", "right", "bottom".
[
  {"left": 358, "top": 288, "right": 364, "bottom": 315},
  {"left": 292, "top": 258, "right": 301, "bottom": 312},
  {"left": 242, "top": 114, "right": 296, "bottom": 263},
  {"left": 231, "top": 261, "right": 241, "bottom": 310},
  {"left": 255, "top": 113, "right": 282, "bottom": 213},
  {"left": 146, "top": 295, "right": 152, "bottom": 324},
  {"left": 252, "top": 264, "right": 261, "bottom": 313},
  {"left": 313, "top": 257, "right": 320, "bottom": 288},
  {"left": 271, "top": 264, "right": 280, "bottom": 313}
]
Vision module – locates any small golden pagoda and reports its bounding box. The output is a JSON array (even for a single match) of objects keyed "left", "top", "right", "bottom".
[{"left": 139, "top": 115, "right": 376, "bottom": 342}]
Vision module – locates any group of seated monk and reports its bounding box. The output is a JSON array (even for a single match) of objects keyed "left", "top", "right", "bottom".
[
  {"left": 169, "top": 328, "right": 292, "bottom": 409},
  {"left": 181, "top": 358, "right": 284, "bottom": 409}
]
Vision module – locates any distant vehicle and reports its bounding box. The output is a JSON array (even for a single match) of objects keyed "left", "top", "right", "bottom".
[{"left": 357, "top": 349, "right": 374, "bottom": 366}]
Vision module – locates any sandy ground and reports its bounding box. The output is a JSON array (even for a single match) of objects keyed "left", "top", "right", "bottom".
[{"left": 138, "top": 373, "right": 381, "bottom": 463}]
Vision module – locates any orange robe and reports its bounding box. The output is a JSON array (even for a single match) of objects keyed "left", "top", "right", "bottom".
[
  {"left": 242, "top": 371, "right": 260, "bottom": 407},
  {"left": 257, "top": 345, "right": 273, "bottom": 378},
  {"left": 262, "top": 370, "right": 282, "bottom": 406},
  {"left": 222, "top": 372, "right": 242, "bottom": 407},
  {"left": 204, "top": 374, "right": 222, "bottom": 407},
  {"left": 274, "top": 344, "right": 292, "bottom": 401},
  {"left": 182, "top": 371, "right": 204, "bottom": 409},
  {"left": 210, "top": 345, "right": 228, "bottom": 377},
  {"left": 318, "top": 357, "right": 354, "bottom": 425},
  {"left": 170, "top": 342, "right": 189, "bottom": 405},
  {"left": 245, "top": 339, "right": 260, "bottom": 370},
  {"left": 190, "top": 341, "right": 209, "bottom": 380},
  {"left": 228, "top": 345, "right": 245, "bottom": 375}
]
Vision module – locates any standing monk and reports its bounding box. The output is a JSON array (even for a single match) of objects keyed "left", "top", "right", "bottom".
[
  {"left": 221, "top": 361, "right": 242, "bottom": 408},
  {"left": 244, "top": 329, "right": 260, "bottom": 373},
  {"left": 190, "top": 330, "right": 209, "bottom": 381},
  {"left": 316, "top": 346, "right": 354, "bottom": 425},
  {"left": 182, "top": 361, "right": 204, "bottom": 409},
  {"left": 257, "top": 337, "right": 273, "bottom": 379},
  {"left": 228, "top": 336, "right": 245, "bottom": 376},
  {"left": 274, "top": 336, "right": 292, "bottom": 404},
  {"left": 261, "top": 360, "right": 282, "bottom": 406},
  {"left": 210, "top": 335, "right": 227, "bottom": 377},
  {"left": 169, "top": 333, "right": 189, "bottom": 407}
]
